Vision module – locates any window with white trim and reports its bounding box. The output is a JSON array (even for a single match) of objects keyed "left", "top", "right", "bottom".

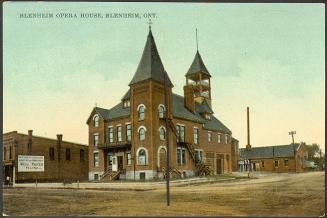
[
  {"left": 126, "top": 124, "right": 131, "bottom": 142},
  {"left": 159, "top": 126, "right": 166, "bottom": 140},
  {"left": 94, "top": 152, "right": 99, "bottom": 167},
  {"left": 176, "top": 125, "right": 185, "bottom": 143},
  {"left": 117, "top": 126, "right": 122, "bottom": 142},
  {"left": 218, "top": 134, "right": 221, "bottom": 143},
  {"left": 225, "top": 134, "right": 228, "bottom": 144},
  {"left": 93, "top": 114, "right": 99, "bottom": 127},
  {"left": 158, "top": 105, "right": 165, "bottom": 118},
  {"left": 208, "top": 132, "right": 212, "bottom": 142},
  {"left": 93, "top": 134, "right": 99, "bottom": 146},
  {"left": 127, "top": 153, "right": 132, "bottom": 165},
  {"left": 123, "top": 100, "right": 130, "bottom": 108},
  {"left": 177, "top": 147, "right": 186, "bottom": 165},
  {"left": 138, "top": 127, "right": 146, "bottom": 141},
  {"left": 108, "top": 127, "right": 113, "bottom": 143},
  {"left": 138, "top": 149, "right": 147, "bottom": 165},
  {"left": 194, "top": 128, "right": 199, "bottom": 144},
  {"left": 138, "top": 105, "right": 145, "bottom": 120}
]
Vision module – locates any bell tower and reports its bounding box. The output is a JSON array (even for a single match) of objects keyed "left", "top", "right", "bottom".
[{"left": 184, "top": 29, "right": 212, "bottom": 108}]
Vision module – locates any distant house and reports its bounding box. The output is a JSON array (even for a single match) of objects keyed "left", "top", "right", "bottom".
[{"left": 238, "top": 144, "right": 306, "bottom": 173}]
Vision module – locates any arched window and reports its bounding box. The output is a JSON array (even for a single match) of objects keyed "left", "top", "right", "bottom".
[
  {"left": 158, "top": 104, "right": 166, "bottom": 118},
  {"left": 93, "top": 114, "right": 99, "bottom": 127},
  {"left": 159, "top": 126, "right": 166, "bottom": 140},
  {"left": 138, "top": 148, "right": 147, "bottom": 165},
  {"left": 137, "top": 104, "right": 145, "bottom": 120},
  {"left": 138, "top": 126, "right": 146, "bottom": 141}
]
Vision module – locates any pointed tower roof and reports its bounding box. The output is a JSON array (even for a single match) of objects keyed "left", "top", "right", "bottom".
[
  {"left": 186, "top": 50, "right": 211, "bottom": 77},
  {"left": 129, "top": 29, "right": 173, "bottom": 86}
]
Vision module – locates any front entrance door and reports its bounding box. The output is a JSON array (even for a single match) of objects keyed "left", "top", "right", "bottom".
[
  {"left": 216, "top": 159, "right": 222, "bottom": 174},
  {"left": 112, "top": 156, "right": 118, "bottom": 172},
  {"left": 107, "top": 154, "right": 113, "bottom": 171},
  {"left": 117, "top": 156, "right": 124, "bottom": 171}
]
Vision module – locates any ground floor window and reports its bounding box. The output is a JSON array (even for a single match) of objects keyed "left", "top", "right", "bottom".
[
  {"left": 274, "top": 160, "right": 279, "bottom": 168},
  {"left": 127, "top": 153, "right": 132, "bottom": 165},
  {"left": 177, "top": 147, "right": 186, "bottom": 165},
  {"left": 195, "top": 149, "right": 203, "bottom": 163},
  {"left": 137, "top": 148, "right": 147, "bottom": 165},
  {"left": 94, "top": 174, "right": 99, "bottom": 180},
  {"left": 284, "top": 159, "right": 289, "bottom": 167},
  {"left": 94, "top": 152, "right": 99, "bottom": 167}
]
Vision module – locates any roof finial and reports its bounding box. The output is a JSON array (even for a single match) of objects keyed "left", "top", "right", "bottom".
[
  {"left": 196, "top": 28, "right": 198, "bottom": 51},
  {"left": 148, "top": 19, "right": 153, "bottom": 31}
]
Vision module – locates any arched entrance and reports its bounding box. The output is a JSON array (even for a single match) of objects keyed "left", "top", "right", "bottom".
[{"left": 158, "top": 146, "right": 167, "bottom": 170}]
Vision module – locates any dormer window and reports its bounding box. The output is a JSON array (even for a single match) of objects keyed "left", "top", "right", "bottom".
[
  {"left": 123, "top": 100, "right": 130, "bottom": 108},
  {"left": 93, "top": 114, "right": 99, "bottom": 127},
  {"left": 205, "top": 114, "right": 211, "bottom": 120}
]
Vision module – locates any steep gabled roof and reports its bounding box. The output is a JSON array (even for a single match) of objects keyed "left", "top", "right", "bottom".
[
  {"left": 239, "top": 144, "right": 301, "bottom": 160},
  {"left": 129, "top": 30, "right": 173, "bottom": 86},
  {"left": 186, "top": 51, "right": 211, "bottom": 77}
]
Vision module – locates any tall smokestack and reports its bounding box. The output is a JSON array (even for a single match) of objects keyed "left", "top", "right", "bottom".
[{"left": 246, "top": 107, "right": 251, "bottom": 150}]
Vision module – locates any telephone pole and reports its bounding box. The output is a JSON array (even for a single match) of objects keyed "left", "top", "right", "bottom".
[
  {"left": 163, "top": 71, "right": 170, "bottom": 206},
  {"left": 288, "top": 131, "right": 296, "bottom": 144}
]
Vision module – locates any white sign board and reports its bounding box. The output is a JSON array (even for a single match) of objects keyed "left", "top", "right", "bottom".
[{"left": 18, "top": 155, "right": 44, "bottom": 172}]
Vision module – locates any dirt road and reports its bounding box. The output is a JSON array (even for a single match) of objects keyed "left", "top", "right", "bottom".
[{"left": 3, "top": 171, "right": 325, "bottom": 216}]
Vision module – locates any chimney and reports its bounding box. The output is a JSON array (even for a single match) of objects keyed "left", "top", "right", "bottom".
[
  {"left": 57, "top": 134, "right": 63, "bottom": 160},
  {"left": 246, "top": 107, "right": 251, "bottom": 150},
  {"left": 28, "top": 130, "right": 33, "bottom": 154},
  {"left": 184, "top": 85, "right": 195, "bottom": 113}
]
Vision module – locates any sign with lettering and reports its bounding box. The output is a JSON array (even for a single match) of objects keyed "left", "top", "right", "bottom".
[{"left": 18, "top": 155, "right": 44, "bottom": 172}]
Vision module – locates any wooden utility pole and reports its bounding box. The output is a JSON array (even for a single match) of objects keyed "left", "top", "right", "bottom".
[{"left": 164, "top": 71, "right": 170, "bottom": 206}]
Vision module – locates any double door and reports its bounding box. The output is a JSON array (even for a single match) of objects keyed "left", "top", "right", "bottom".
[{"left": 109, "top": 154, "right": 124, "bottom": 172}]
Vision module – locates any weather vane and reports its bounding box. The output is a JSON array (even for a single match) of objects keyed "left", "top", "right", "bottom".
[{"left": 148, "top": 19, "right": 153, "bottom": 30}]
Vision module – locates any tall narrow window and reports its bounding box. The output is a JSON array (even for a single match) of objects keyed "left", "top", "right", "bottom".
[
  {"left": 194, "top": 128, "right": 199, "bottom": 144},
  {"left": 284, "top": 159, "right": 289, "bottom": 167},
  {"left": 126, "top": 124, "right": 132, "bottom": 142},
  {"left": 138, "top": 105, "right": 145, "bottom": 120},
  {"left": 159, "top": 127, "right": 166, "bottom": 140},
  {"left": 93, "top": 114, "right": 99, "bottom": 127},
  {"left": 108, "top": 127, "right": 113, "bottom": 143},
  {"left": 49, "top": 147, "right": 55, "bottom": 160},
  {"left": 218, "top": 134, "right": 221, "bottom": 143},
  {"left": 208, "top": 132, "right": 212, "bottom": 142},
  {"left": 3, "top": 147, "right": 6, "bottom": 160},
  {"left": 138, "top": 149, "right": 146, "bottom": 165},
  {"left": 93, "top": 134, "right": 99, "bottom": 146},
  {"left": 66, "top": 148, "right": 71, "bottom": 161},
  {"left": 195, "top": 149, "right": 202, "bottom": 163},
  {"left": 225, "top": 134, "right": 228, "bottom": 144},
  {"left": 158, "top": 105, "right": 165, "bottom": 118},
  {"left": 117, "top": 126, "right": 122, "bottom": 142},
  {"left": 9, "top": 144, "right": 12, "bottom": 159},
  {"left": 177, "top": 147, "right": 186, "bottom": 165},
  {"left": 127, "top": 153, "right": 132, "bottom": 165},
  {"left": 176, "top": 125, "right": 185, "bottom": 142},
  {"left": 94, "top": 152, "right": 99, "bottom": 167},
  {"left": 80, "top": 149, "right": 85, "bottom": 161},
  {"left": 274, "top": 160, "right": 279, "bottom": 168},
  {"left": 138, "top": 127, "right": 146, "bottom": 141}
]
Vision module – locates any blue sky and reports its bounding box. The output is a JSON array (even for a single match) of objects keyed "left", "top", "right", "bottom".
[{"left": 4, "top": 2, "right": 325, "bottom": 151}]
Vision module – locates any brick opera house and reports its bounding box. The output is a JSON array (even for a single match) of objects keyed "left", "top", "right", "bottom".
[
  {"left": 87, "top": 28, "right": 238, "bottom": 181},
  {"left": 2, "top": 130, "right": 88, "bottom": 183}
]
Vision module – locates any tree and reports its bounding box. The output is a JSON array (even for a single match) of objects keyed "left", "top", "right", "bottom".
[{"left": 301, "top": 142, "right": 325, "bottom": 170}]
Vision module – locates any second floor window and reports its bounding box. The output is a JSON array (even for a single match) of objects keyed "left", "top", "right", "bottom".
[
  {"left": 208, "top": 132, "right": 212, "bottom": 142},
  {"left": 49, "top": 147, "right": 55, "bottom": 160},
  {"left": 177, "top": 147, "right": 186, "bottom": 165},
  {"left": 138, "top": 127, "right": 146, "bottom": 141},
  {"left": 138, "top": 105, "right": 145, "bottom": 120},
  {"left": 194, "top": 128, "right": 199, "bottom": 144},
  {"left": 126, "top": 124, "right": 131, "bottom": 142},
  {"left": 218, "top": 134, "right": 221, "bottom": 143},
  {"left": 176, "top": 125, "right": 185, "bottom": 142},
  {"left": 225, "top": 134, "right": 228, "bottom": 144},
  {"left": 108, "top": 127, "right": 113, "bottom": 143},
  {"left": 117, "top": 126, "right": 122, "bottom": 142},
  {"left": 9, "top": 144, "right": 12, "bottom": 159},
  {"left": 3, "top": 147, "right": 6, "bottom": 160},
  {"left": 94, "top": 134, "right": 99, "bottom": 146},
  {"left": 94, "top": 152, "right": 99, "bottom": 167}
]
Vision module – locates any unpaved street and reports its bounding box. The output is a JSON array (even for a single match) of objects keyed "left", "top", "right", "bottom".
[{"left": 3, "top": 172, "right": 325, "bottom": 216}]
